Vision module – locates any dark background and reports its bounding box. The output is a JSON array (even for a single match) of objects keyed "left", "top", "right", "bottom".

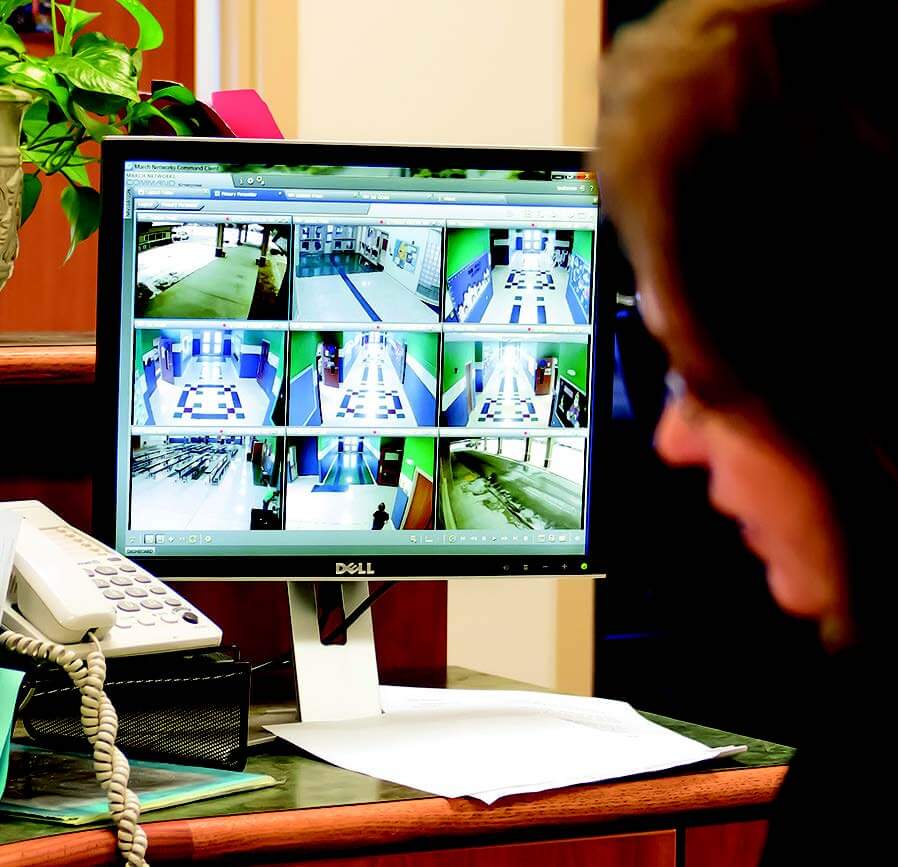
[{"left": 595, "top": 2, "right": 825, "bottom": 746}]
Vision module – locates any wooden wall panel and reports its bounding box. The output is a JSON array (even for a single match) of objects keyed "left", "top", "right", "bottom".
[
  {"left": 0, "top": 0, "right": 196, "bottom": 333},
  {"left": 253, "top": 831, "right": 677, "bottom": 867},
  {"left": 685, "top": 821, "right": 769, "bottom": 867}
]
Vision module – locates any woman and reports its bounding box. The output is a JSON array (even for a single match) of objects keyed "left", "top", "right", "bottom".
[{"left": 598, "top": 0, "right": 897, "bottom": 862}]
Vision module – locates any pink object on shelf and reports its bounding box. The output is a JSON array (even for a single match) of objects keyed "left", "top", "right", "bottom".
[{"left": 210, "top": 90, "right": 284, "bottom": 139}]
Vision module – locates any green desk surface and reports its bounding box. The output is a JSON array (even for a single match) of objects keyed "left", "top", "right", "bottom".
[{"left": 0, "top": 668, "right": 793, "bottom": 847}]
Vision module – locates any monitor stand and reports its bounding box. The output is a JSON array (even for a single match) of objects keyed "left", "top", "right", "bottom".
[{"left": 248, "top": 580, "right": 382, "bottom": 745}]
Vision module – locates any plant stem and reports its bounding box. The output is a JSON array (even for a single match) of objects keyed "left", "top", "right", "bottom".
[
  {"left": 51, "top": 0, "right": 59, "bottom": 53},
  {"left": 60, "top": 0, "right": 79, "bottom": 54},
  {"left": 26, "top": 135, "right": 81, "bottom": 150},
  {"left": 28, "top": 122, "right": 57, "bottom": 148}
]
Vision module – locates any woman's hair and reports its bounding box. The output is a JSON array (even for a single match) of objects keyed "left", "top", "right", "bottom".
[{"left": 598, "top": 0, "right": 898, "bottom": 639}]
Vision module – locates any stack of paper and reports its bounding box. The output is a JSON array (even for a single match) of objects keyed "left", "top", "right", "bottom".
[{"left": 266, "top": 686, "right": 746, "bottom": 804}]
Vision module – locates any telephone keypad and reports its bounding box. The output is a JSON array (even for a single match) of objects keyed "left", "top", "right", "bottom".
[{"left": 38, "top": 522, "right": 219, "bottom": 647}]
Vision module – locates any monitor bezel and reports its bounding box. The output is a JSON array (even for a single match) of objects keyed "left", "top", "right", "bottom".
[{"left": 94, "top": 137, "right": 611, "bottom": 579}]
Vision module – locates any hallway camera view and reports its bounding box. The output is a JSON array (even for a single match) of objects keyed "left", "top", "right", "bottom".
[
  {"left": 444, "top": 227, "right": 593, "bottom": 325},
  {"left": 294, "top": 223, "right": 441, "bottom": 324},
  {"left": 437, "top": 436, "right": 585, "bottom": 531},
  {"left": 284, "top": 435, "right": 435, "bottom": 531},
  {"left": 441, "top": 335, "right": 589, "bottom": 428},
  {"left": 134, "top": 221, "right": 291, "bottom": 320},
  {"left": 288, "top": 329, "right": 438, "bottom": 427},
  {"left": 133, "top": 328, "right": 285, "bottom": 427},
  {"left": 130, "top": 434, "right": 283, "bottom": 531}
]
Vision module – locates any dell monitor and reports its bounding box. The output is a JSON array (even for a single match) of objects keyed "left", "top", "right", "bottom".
[{"left": 94, "top": 138, "right": 608, "bottom": 720}]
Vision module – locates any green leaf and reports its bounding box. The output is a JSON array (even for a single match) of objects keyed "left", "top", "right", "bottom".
[
  {"left": 57, "top": 5, "right": 102, "bottom": 37},
  {"left": 128, "top": 100, "right": 191, "bottom": 135},
  {"left": 0, "top": 1, "right": 24, "bottom": 24},
  {"left": 2, "top": 59, "right": 72, "bottom": 115},
  {"left": 71, "top": 87, "right": 127, "bottom": 116},
  {"left": 20, "top": 173, "right": 41, "bottom": 226},
  {"left": 62, "top": 163, "right": 91, "bottom": 187},
  {"left": 22, "top": 144, "right": 93, "bottom": 167},
  {"left": 0, "top": 48, "right": 19, "bottom": 70},
  {"left": 72, "top": 100, "right": 124, "bottom": 142},
  {"left": 0, "top": 21, "right": 24, "bottom": 54},
  {"left": 149, "top": 84, "right": 195, "bottom": 106},
  {"left": 60, "top": 184, "right": 101, "bottom": 261},
  {"left": 113, "top": 0, "right": 163, "bottom": 51},
  {"left": 48, "top": 33, "right": 138, "bottom": 102},
  {"left": 22, "top": 119, "right": 71, "bottom": 149},
  {"left": 20, "top": 100, "right": 50, "bottom": 139}
]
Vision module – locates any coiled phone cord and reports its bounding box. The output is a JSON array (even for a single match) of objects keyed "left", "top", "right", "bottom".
[{"left": 0, "top": 629, "right": 149, "bottom": 867}]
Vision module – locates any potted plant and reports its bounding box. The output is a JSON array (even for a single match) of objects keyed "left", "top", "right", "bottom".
[{"left": 0, "top": 0, "right": 200, "bottom": 291}]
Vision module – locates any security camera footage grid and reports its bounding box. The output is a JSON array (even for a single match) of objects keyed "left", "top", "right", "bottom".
[{"left": 125, "top": 186, "right": 596, "bottom": 547}]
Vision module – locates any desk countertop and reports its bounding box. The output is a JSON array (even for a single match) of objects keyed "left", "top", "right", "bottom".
[
  {"left": 0, "top": 670, "right": 793, "bottom": 865},
  {"left": 0, "top": 337, "right": 95, "bottom": 386}
]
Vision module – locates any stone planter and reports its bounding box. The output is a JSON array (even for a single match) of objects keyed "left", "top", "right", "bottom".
[{"left": 0, "top": 87, "right": 32, "bottom": 293}]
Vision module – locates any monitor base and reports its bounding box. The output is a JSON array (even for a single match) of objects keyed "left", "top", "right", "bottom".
[{"left": 248, "top": 580, "right": 383, "bottom": 746}]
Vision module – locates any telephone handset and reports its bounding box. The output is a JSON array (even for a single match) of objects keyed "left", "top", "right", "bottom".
[{"left": 0, "top": 500, "right": 221, "bottom": 656}]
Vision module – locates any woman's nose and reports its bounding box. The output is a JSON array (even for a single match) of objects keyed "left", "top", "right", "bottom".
[{"left": 654, "top": 400, "right": 709, "bottom": 467}]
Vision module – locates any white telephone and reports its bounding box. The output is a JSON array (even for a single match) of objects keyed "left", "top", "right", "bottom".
[{"left": 0, "top": 500, "right": 221, "bottom": 656}]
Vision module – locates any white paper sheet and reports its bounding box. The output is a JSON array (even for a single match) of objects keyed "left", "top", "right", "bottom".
[{"left": 266, "top": 686, "right": 747, "bottom": 804}]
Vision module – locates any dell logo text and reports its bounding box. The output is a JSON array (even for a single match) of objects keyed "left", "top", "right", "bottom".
[{"left": 335, "top": 562, "right": 375, "bottom": 576}]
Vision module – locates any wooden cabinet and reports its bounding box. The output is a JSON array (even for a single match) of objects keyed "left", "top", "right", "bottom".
[
  {"left": 271, "top": 832, "right": 676, "bottom": 867},
  {"left": 685, "top": 821, "right": 768, "bottom": 867}
]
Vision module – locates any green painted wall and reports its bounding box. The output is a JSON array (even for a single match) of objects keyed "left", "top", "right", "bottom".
[
  {"left": 242, "top": 329, "right": 282, "bottom": 348},
  {"left": 534, "top": 341, "right": 560, "bottom": 360},
  {"left": 401, "top": 436, "right": 435, "bottom": 482},
  {"left": 558, "top": 341, "right": 588, "bottom": 393},
  {"left": 442, "top": 341, "right": 475, "bottom": 391},
  {"left": 573, "top": 230, "right": 593, "bottom": 264},
  {"left": 318, "top": 436, "right": 338, "bottom": 457},
  {"left": 404, "top": 331, "right": 438, "bottom": 377},
  {"left": 446, "top": 228, "right": 489, "bottom": 277},
  {"left": 290, "top": 331, "right": 320, "bottom": 378},
  {"left": 134, "top": 330, "right": 157, "bottom": 377}
]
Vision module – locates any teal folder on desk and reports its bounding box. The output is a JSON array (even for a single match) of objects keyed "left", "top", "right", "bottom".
[
  {"left": 0, "top": 667, "right": 25, "bottom": 798},
  {"left": 0, "top": 743, "right": 280, "bottom": 825}
]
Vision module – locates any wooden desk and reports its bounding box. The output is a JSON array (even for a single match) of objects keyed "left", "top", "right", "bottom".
[
  {"left": 0, "top": 344, "right": 791, "bottom": 866},
  {"left": 0, "top": 770, "right": 782, "bottom": 867},
  {"left": 0, "top": 670, "right": 792, "bottom": 867}
]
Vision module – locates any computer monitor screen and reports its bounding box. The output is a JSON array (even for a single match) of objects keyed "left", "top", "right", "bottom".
[{"left": 95, "top": 139, "right": 608, "bottom": 579}]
